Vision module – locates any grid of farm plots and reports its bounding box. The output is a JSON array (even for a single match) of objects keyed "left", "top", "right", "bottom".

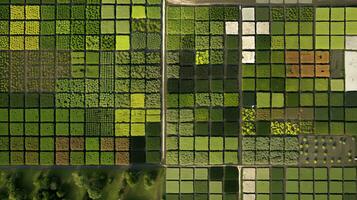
[
  {"left": 165, "top": 166, "right": 239, "bottom": 200},
  {"left": 241, "top": 6, "right": 357, "bottom": 136},
  {"left": 242, "top": 167, "right": 357, "bottom": 200},
  {"left": 240, "top": 6, "right": 357, "bottom": 166},
  {"left": 0, "top": 1, "right": 163, "bottom": 165},
  {"left": 166, "top": 6, "right": 241, "bottom": 166}
]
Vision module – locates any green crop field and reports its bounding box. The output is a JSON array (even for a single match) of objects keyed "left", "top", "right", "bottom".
[{"left": 0, "top": 1, "right": 356, "bottom": 200}]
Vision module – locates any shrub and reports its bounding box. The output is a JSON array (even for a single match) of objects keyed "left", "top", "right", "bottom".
[
  {"left": 56, "top": 93, "right": 71, "bottom": 107},
  {"left": 195, "top": 21, "right": 209, "bottom": 35},
  {"left": 179, "top": 109, "right": 193, "bottom": 122},
  {"left": 116, "top": 51, "right": 130, "bottom": 64},
  {"left": 210, "top": 50, "right": 223, "bottom": 64},
  {"left": 284, "top": 137, "right": 299, "bottom": 151},
  {"left": 146, "top": 66, "right": 161, "bottom": 79},
  {"left": 195, "top": 7, "right": 209, "bottom": 20},
  {"left": 210, "top": 22, "right": 224, "bottom": 35},
  {"left": 71, "top": 94, "right": 85, "bottom": 107},
  {"left": 300, "top": 7, "right": 313, "bottom": 21},
  {"left": 131, "top": 79, "right": 145, "bottom": 92},
  {"left": 210, "top": 7, "right": 224, "bottom": 20},
  {"left": 147, "top": 20, "right": 161, "bottom": 33},
  {"left": 99, "top": 93, "right": 114, "bottom": 107},
  {"left": 131, "top": 52, "right": 145, "bottom": 64},
  {"left": 147, "top": 33, "right": 161, "bottom": 50},
  {"left": 211, "top": 93, "right": 223, "bottom": 106},
  {"left": 180, "top": 151, "right": 194, "bottom": 164},
  {"left": 167, "top": 65, "right": 179, "bottom": 79},
  {"left": 86, "top": 5, "right": 100, "bottom": 19},
  {"left": 70, "top": 79, "right": 85, "bottom": 92},
  {"left": 270, "top": 137, "right": 284, "bottom": 151},
  {"left": 210, "top": 36, "right": 223, "bottom": 49},
  {"left": 85, "top": 152, "right": 99, "bottom": 165},
  {"left": 242, "top": 108, "right": 255, "bottom": 121},
  {"left": 146, "top": 52, "right": 161, "bottom": 64},
  {"left": 271, "top": 121, "right": 300, "bottom": 135},
  {"left": 285, "top": 7, "right": 299, "bottom": 21},
  {"left": 145, "top": 94, "right": 160, "bottom": 108},
  {"left": 256, "top": 137, "right": 269, "bottom": 150},
  {"left": 195, "top": 36, "right": 209, "bottom": 50},
  {"left": 130, "top": 66, "right": 146, "bottom": 79},
  {"left": 285, "top": 151, "right": 299, "bottom": 164},
  {"left": 272, "top": 8, "right": 284, "bottom": 21},
  {"left": 195, "top": 93, "right": 210, "bottom": 107},
  {"left": 179, "top": 94, "right": 194, "bottom": 107},
  {"left": 86, "top": 79, "right": 99, "bottom": 93},
  {"left": 181, "top": 20, "right": 194, "bottom": 34},
  {"left": 56, "top": 20, "right": 70, "bottom": 34},
  {"left": 225, "top": 7, "right": 239, "bottom": 20},
  {"left": 101, "top": 35, "right": 115, "bottom": 50},
  {"left": 242, "top": 137, "right": 255, "bottom": 150},
  {"left": 86, "top": 20, "right": 100, "bottom": 34},
  {"left": 242, "top": 122, "right": 256, "bottom": 135},
  {"left": 85, "top": 94, "right": 99, "bottom": 107},
  {"left": 146, "top": 80, "right": 160, "bottom": 93},
  {"left": 242, "top": 151, "right": 255, "bottom": 164},
  {"left": 71, "top": 35, "right": 85, "bottom": 50},
  {"left": 181, "top": 35, "right": 194, "bottom": 50},
  {"left": 196, "top": 50, "right": 209, "bottom": 65},
  {"left": 86, "top": 36, "right": 99, "bottom": 50},
  {"left": 270, "top": 151, "right": 284, "bottom": 164},
  {"left": 72, "top": 5, "right": 85, "bottom": 19},
  {"left": 131, "top": 32, "right": 146, "bottom": 50},
  {"left": 167, "top": 35, "right": 180, "bottom": 50}
]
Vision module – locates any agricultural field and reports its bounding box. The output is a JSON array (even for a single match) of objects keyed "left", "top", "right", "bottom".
[
  {"left": 0, "top": 0, "right": 162, "bottom": 165},
  {"left": 0, "top": 0, "right": 356, "bottom": 200}
]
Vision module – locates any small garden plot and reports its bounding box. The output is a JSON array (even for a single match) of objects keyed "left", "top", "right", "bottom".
[
  {"left": 242, "top": 167, "right": 357, "bottom": 200},
  {"left": 0, "top": 0, "right": 162, "bottom": 165},
  {"left": 166, "top": 6, "right": 241, "bottom": 165},
  {"left": 165, "top": 166, "right": 239, "bottom": 200}
]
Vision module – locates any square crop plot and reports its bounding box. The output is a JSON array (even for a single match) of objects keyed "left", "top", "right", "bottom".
[{"left": 0, "top": 0, "right": 162, "bottom": 166}]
